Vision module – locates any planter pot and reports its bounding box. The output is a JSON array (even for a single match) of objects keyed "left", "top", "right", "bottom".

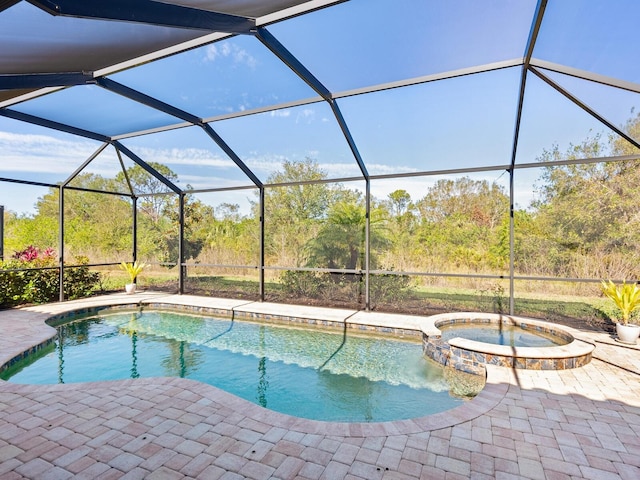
[
  {"left": 616, "top": 323, "right": 640, "bottom": 344},
  {"left": 125, "top": 283, "right": 136, "bottom": 295}
]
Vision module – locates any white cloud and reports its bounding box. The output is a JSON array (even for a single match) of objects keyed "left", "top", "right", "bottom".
[
  {"left": 268, "top": 109, "right": 291, "bottom": 118},
  {"left": 0, "top": 131, "right": 101, "bottom": 175},
  {"left": 0, "top": 131, "right": 243, "bottom": 175},
  {"left": 179, "top": 174, "right": 254, "bottom": 191},
  {"left": 316, "top": 162, "right": 362, "bottom": 178},
  {"left": 203, "top": 42, "right": 257, "bottom": 69},
  {"left": 130, "top": 146, "right": 236, "bottom": 169},
  {"left": 2, "top": 131, "right": 525, "bottom": 215},
  {"left": 204, "top": 44, "right": 221, "bottom": 62},
  {"left": 245, "top": 154, "right": 288, "bottom": 174},
  {"left": 260, "top": 108, "right": 314, "bottom": 122},
  {"left": 296, "top": 108, "right": 315, "bottom": 124},
  {"left": 366, "top": 163, "right": 419, "bottom": 175}
]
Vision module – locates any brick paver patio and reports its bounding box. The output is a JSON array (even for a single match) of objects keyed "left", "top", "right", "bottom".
[{"left": 1, "top": 293, "right": 639, "bottom": 479}]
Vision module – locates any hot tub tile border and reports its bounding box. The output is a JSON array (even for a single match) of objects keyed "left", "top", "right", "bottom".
[{"left": 421, "top": 313, "right": 594, "bottom": 374}]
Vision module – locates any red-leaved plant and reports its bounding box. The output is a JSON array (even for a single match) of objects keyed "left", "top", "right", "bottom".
[{"left": 12, "top": 245, "right": 56, "bottom": 263}]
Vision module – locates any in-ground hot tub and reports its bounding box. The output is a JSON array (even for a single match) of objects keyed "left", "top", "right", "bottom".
[{"left": 422, "top": 313, "right": 594, "bottom": 375}]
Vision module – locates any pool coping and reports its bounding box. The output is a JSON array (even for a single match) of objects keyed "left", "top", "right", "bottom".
[{"left": 0, "top": 292, "right": 521, "bottom": 435}]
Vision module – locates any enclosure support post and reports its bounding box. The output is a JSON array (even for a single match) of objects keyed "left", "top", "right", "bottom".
[
  {"left": 59, "top": 186, "right": 65, "bottom": 302},
  {"left": 0, "top": 205, "right": 4, "bottom": 261},
  {"left": 132, "top": 197, "right": 137, "bottom": 263},
  {"left": 509, "top": 169, "right": 515, "bottom": 315},
  {"left": 365, "top": 179, "right": 371, "bottom": 311},
  {"left": 178, "top": 193, "right": 185, "bottom": 294},
  {"left": 259, "top": 186, "right": 265, "bottom": 302}
]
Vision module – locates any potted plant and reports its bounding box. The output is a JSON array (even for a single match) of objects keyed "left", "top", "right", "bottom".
[
  {"left": 119, "top": 261, "right": 147, "bottom": 294},
  {"left": 601, "top": 279, "right": 640, "bottom": 344}
]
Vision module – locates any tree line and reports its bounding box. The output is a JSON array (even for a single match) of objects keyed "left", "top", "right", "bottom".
[{"left": 3, "top": 114, "right": 640, "bottom": 305}]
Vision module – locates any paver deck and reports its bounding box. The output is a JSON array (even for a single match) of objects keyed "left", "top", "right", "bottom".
[{"left": 1, "top": 293, "right": 639, "bottom": 479}]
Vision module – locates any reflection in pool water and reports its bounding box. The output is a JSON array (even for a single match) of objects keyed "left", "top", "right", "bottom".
[{"left": 2, "top": 310, "right": 471, "bottom": 422}]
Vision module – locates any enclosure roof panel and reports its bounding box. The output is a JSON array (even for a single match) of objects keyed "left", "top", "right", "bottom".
[
  {"left": 0, "top": 2, "right": 206, "bottom": 76},
  {"left": 1, "top": 0, "right": 640, "bottom": 205},
  {"left": 268, "top": 0, "right": 539, "bottom": 92},
  {"left": 108, "top": 34, "right": 318, "bottom": 119},
  {"left": 533, "top": 0, "right": 640, "bottom": 84},
  {"left": 0, "top": 0, "right": 328, "bottom": 105},
  {"left": 159, "top": 0, "right": 317, "bottom": 18}
]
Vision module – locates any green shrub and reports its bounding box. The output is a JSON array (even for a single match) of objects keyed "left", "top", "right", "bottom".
[
  {"left": 0, "top": 264, "right": 27, "bottom": 306},
  {"left": 369, "top": 273, "right": 413, "bottom": 303},
  {"left": 64, "top": 257, "right": 102, "bottom": 300},
  {"left": 280, "top": 270, "right": 413, "bottom": 306},
  {"left": 280, "top": 270, "right": 328, "bottom": 297},
  {"left": 0, "top": 247, "right": 101, "bottom": 308}
]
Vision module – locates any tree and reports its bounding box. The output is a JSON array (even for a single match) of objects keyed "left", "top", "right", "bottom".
[
  {"left": 4, "top": 210, "right": 58, "bottom": 255},
  {"left": 307, "top": 200, "right": 388, "bottom": 270},
  {"left": 216, "top": 203, "right": 241, "bottom": 222},
  {"left": 610, "top": 110, "right": 640, "bottom": 157},
  {"left": 192, "top": 203, "right": 258, "bottom": 267},
  {"left": 116, "top": 162, "right": 178, "bottom": 224},
  {"left": 257, "top": 158, "right": 347, "bottom": 267},
  {"left": 416, "top": 177, "right": 508, "bottom": 229},
  {"left": 264, "top": 158, "right": 332, "bottom": 220},
  {"left": 19, "top": 173, "right": 132, "bottom": 260},
  {"left": 156, "top": 193, "right": 213, "bottom": 265},
  {"left": 528, "top": 124, "right": 640, "bottom": 279},
  {"left": 413, "top": 177, "right": 510, "bottom": 273},
  {"left": 387, "top": 189, "right": 412, "bottom": 217},
  {"left": 375, "top": 191, "right": 418, "bottom": 272},
  {"left": 115, "top": 163, "right": 192, "bottom": 264}
]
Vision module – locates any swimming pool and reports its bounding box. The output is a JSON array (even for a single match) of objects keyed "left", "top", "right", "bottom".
[{"left": 1, "top": 309, "right": 468, "bottom": 422}]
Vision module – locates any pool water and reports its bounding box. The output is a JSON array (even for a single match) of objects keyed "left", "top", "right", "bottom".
[
  {"left": 1, "top": 310, "right": 466, "bottom": 422},
  {"left": 439, "top": 323, "right": 568, "bottom": 347}
]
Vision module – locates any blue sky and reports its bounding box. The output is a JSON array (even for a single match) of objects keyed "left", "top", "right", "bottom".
[{"left": 1, "top": 0, "right": 639, "bottom": 216}]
